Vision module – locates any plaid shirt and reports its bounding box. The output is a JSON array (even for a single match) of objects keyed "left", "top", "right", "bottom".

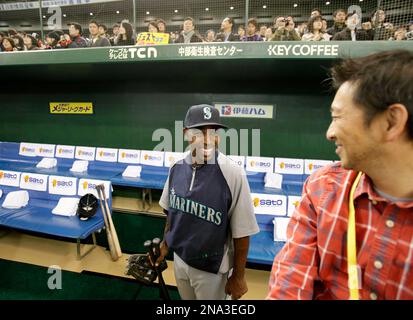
[{"left": 267, "top": 163, "right": 413, "bottom": 300}]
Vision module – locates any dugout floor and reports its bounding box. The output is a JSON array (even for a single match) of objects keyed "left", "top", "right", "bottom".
[{"left": 0, "top": 229, "right": 271, "bottom": 300}]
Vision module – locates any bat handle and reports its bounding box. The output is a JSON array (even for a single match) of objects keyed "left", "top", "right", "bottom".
[{"left": 152, "top": 237, "right": 161, "bottom": 260}]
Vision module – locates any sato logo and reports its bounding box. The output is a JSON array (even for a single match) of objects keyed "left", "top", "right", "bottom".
[
  {"left": 144, "top": 154, "right": 162, "bottom": 161},
  {"left": 78, "top": 150, "right": 93, "bottom": 157},
  {"left": 0, "top": 171, "right": 18, "bottom": 180},
  {"left": 99, "top": 151, "right": 116, "bottom": 157},
  {"left": 22, "top": 146, "right": 36, "bottom": 153},
  {"left": 39, "top": 147, "right": 53, "bottom": 154},
  {"left": 82, "top": 181, "right": 97, "bottom": 190},
  {"left": 250, "top": 160, "right": 271, "bottom": 168},
  {"left": 121, "top": 152, "right": 139, "bottom": 159},
  {"left": 279, "top": 162, "right": 301, "bottom": 169},
  {"left": 308, "top": 163, "right": 324, "bottom": 171},
  {"left": 253, "top": 197, "right": 284, "bottom": 207},
  {"left": 52, "top": 179, "right": 73, "bottom": 187},
  {"left": 58, "top": 148, "right": 73, "bottom": 154},
  {"left": 24, "top": 175, "right": 44, "bottom": 184}
]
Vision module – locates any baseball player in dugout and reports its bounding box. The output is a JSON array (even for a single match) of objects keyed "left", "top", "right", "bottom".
[
  {"left": 156, "top": 104, "right": 259, "bottom": 300},
  {"left": 267, "top": 50, "right": 413, "bottom": 300}
]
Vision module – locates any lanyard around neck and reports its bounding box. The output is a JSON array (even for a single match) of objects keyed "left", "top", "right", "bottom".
[{"left": 347, "top": 171, "right": 363, "bottom": 300}]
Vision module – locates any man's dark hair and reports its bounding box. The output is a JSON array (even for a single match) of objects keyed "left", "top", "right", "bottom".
[
  {"left": 112, "top": 23, "right": 120, "bottom": 29},
  {"left": 225, "top": 17, "right": 234, "bottom": 26},
  {"left": 157, "top": 18, "right": 166, "bottom": 26},
  {"left": 69, "top": 22, "right": 82, "bottom": 35},
  {"left": 89, "top": 20, "right": 99, "bottom": 27},
  {"left": 99, "top": 24, "right": 108, "bottom": 32},
  {"left": 247, "top": 18, "right": 258, "bottom": 29},
  {"left": 311, "top": 8, "right": 321, "bottom": 15},
  {"left": 333, "top": 9, "right": 346, "bottom": 18},
  {"left": 8, "top": 28, "right": 17, "bottom": 36},
  {"left": 331, "top": 50, "right": 413, "bottom": 139},
  {"left": 184, "top": 17, "right": 195, "bottom": 25}
]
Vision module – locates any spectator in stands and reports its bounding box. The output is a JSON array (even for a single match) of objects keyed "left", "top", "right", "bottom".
[
  {"left": 157, "top": 19, "right": 167, "bottom": 33},
  {"left": 114, "top": 21, "right": 134, "bottom": 46},
  {"left": 259, "top": 25, "right": 267, "bottom": 38},
  {"left": 296, "top": 23, "right": 308, "bottom": 37},
  {"left": 271, "top": 16, "right": 300, "bottom": 41},
  {"left": 333, "top": 12, "right": 370, "bottom": 41},
  {"left": 88, "top": 20, "right": 111, "bottom": 47},
  {"left": 204, "top": 29, "right": 216, "bottom": 42},
  {"left": 242, "top": 18, "right": 262, "bottom": 41},
  {"left": 302, "top": 16, "right": 330, "bottom": 41},
  {"left": 109, "top": 23, "right": 120, "bottom": 45},
  {"left": 45, "top": 31, "right": 61, "bottom": 49},
  {"left": 370, "top": 9, "right": 393, "bottom": 40},
  {"left": 264, "top": 27, "right": 273, "bottom": 41},
  {"left": 11, "top": 35, "right": 25, "bottom": 51},
  {"left": 407, "top": 21, "right": 413, "bottom": 40},
  {"left": 1, "top": 37, "right": 17, "bottom": 52},
  {"left": 286, "top": 16, "right": 296, "bottom": 31},
  {"left": 268, "top": 49, "right": 413, "bottom": 300},
  {"left": 8, "top": 29, "right": 18, "bottom": 37},
  {"left": 237, "top": 25, "right": 245, "bottom": 39},
  {"left": 0, "top": 32, "right": 5, "bottom": 52},
  {"left": 99, "top": 24, "right": 109, "bottom": 38},
  {"left": 148, "top": 21, "right": 159, "bottom": 33},
  {"left": 321, "top": 18, "right": 328, "bottom": 32},
  {"left": 23, "top": 34, "right": 40, "bottom": 50},
  {"left": 31, "top": 33, "right": 45, "bottom": 49},
  {"left": 170, "top": 32, "right": 178, "bottom": 43},
  {"left": 327, "top": 9, "right": 346, "bottom": 37},
  {"left": 310, "top": 8, "right": 322, "bottom": 18},
  {"left": 215, "top": 17, "right": 240, "bottom": 42},
  {"left": 67, "top": 22, "right": 88, "bottom": 48},
  {"left": 174, "top": 17, "right": 203, "bottom": 43},
  {"left": 390, "top": 27, "right": 407, "bottom": 41}
]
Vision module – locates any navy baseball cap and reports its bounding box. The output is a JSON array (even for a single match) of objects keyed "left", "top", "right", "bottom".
[{"left": 184, "top": 104, "right": 227, "bottom": 129}]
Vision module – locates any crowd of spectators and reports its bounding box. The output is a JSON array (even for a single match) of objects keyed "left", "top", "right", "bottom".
[{"left": 1, "top": 7, "right": 412, "bottom": 52}]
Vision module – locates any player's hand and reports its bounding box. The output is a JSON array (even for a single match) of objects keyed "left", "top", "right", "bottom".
[
  {"left": 225, "top": 274, "right": 248, "bottom": 300},
  {"left": 155, "top": 239, "right": 168, "bottom": 266}
]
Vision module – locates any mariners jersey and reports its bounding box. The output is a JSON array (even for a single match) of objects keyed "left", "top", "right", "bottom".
[{"left": 159, "top": 152, "right": 259, "bottom": 274}]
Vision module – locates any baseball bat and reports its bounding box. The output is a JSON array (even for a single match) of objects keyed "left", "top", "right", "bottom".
[
  {"left": 99, "top": 184, "right": 122, "bottom": 259},
  {"left": 149, "top": 238, "right": 170, "bottom": 300},
  {"left": 96, "top": 185, "right": 118, "bottom": 261}
]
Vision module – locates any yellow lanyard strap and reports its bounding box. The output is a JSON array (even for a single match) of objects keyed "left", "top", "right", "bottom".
[{"left": 348, "top": 171, "right": 363, "bottom": 300}]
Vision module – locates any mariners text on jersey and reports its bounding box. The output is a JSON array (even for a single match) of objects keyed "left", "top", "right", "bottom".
[{"left": 169, "top": 190, "right": 222, "bottom": 226}]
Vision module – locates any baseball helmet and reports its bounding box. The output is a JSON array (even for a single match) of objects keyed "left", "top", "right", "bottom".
[
  {"left": 184, "top": 104, "right": 227, "bottom": 129},
  {"left": 77, "top": 193, "right": 98, "bottom": 220}
]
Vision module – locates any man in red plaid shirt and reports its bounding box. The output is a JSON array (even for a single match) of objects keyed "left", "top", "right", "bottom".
[{"left": 268, "top": 50, "right": 413, "bottom": 300}]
